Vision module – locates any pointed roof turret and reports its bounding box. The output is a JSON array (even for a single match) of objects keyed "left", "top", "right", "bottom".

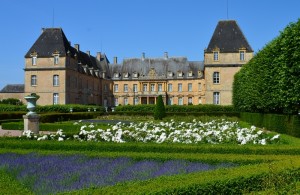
[
  {"left": 206, "top": 20, "right": 253, "bottom": 53},
  {"left": 25, "top": 28, "right": 74, "bottom": 57}
]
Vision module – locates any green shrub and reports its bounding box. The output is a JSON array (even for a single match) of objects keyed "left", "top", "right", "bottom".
[
  {"left": 0, "top": 98, "right": 23, "bottom": 105},
  {"left": 154, "top": 95, "right": 166, "bottom": 120}
]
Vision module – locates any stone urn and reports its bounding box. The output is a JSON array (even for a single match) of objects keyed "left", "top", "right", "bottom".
[{"left": 24, "top": 93, "right": 39, "bottom": 115}]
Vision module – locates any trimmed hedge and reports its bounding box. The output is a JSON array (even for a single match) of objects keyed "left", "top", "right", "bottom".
[
  {"left": 39, "top": 112, "right": 102, "bottom": 123},
  {"left": 240, "top": 112, "right": 300, "bottom": 137}
]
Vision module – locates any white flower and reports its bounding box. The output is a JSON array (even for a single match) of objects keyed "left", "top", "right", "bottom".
[
  {"left": 271, "top": 134, "right": 280, "bottom": 141},
  {"left": 58, "top": 137, "right": 64, "bottom": 141}
]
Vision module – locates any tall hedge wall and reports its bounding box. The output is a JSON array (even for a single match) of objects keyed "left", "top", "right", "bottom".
[{"left": 233, "top": 19, "right": 300, "bottom": 114}]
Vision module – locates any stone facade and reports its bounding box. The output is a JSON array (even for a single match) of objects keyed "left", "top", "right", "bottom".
[{"left": 1, "top": 20, "right": 253, "bottom": 106}]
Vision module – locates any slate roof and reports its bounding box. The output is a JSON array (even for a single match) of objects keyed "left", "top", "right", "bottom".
[
  {"left": 24, "top": 28, "right": 110, "bottom": 75},
  {"left": 206, "top": 20, "right": 253, "bottom": 53},
  {"left": 109, "top": 56, "right": 204, "bottom": 80},
  {"left": 0, "top": 84, "right": 24, "bottom": 93}
]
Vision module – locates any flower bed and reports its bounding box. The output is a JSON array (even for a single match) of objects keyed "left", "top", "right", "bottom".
[
  {"left": 23, "top": 119, "right": 280, "bottom": 145},
  {"left": 0, "top": 153, "right": 234, "bottom": 194}
]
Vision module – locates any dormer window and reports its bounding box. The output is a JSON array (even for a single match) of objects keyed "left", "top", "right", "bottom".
[
  {"left": 54, "top": 55, "right": 59, "bottom": 65},
  {"left": 168, "top": 71, "right": 173, "bottom": 77},
  {"left": 177, "top": 71, "right": 183, "bottom": 77},
  {"left": 188, "top": 71, "right": 193, "bottom": 77},
  {"left": 213, "top": 51, "right": 219, "bottom": 61},
  {"left": 123, "top": 72, "right": 129, "bottom": 78},
  {"left": 239, "top": 50, "right": 245, "bottom": 61},
  {"left": 133, "top": 72, "right": 138, "bottom": 78},
  {"left": 114, "top": 73, "right": 120, "bottom": 78},
  {"left": 198, "top": 70, "right": 203, "bottom": 78},
  {"left": 32, "top": 56, "right": 37, "bottom": 65}
]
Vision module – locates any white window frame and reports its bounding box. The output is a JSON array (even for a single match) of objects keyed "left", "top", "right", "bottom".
[
  {"left": 198, "top": 83, "right": 202, "bottom": 91},
  {"left": 213, "top": 51, "right": 219, "bottom": 61},
  {"left": 213, "top": 72, "right": 220, "bottom": 84},
  {"left": 168, "top": 97, "right": 173, "bottom": 105},
  {"left": 124, "top": 84, "right": 128, "bottom": 92},
  {"left": 115, "top": 98, "right": 119, "bottom": 106},
  {"left": 54, "top": 55, "right": 59, "bottom": 65},
  {"left": 188, "top": 97, "right": 193, "bottom": 105},
  {"left": 178, "top": 83, "right": 182, "bottom": 92},
  {"left": 114, "top": 73, "right": 119, "bottom": 78},
  {"left": 124, "top": 97, "right": 128, "bottom": 105},
  {"left": 158, "top": 84, "right": 162, "bottom": 92},
  {"left": 240, "top": 51, "right": 245, "bottom": 61},
  {"left": 178, "top": 97, "right": 183, "bottom": 105},
  {"left": 53, "top": 93, "right": 59, "bottom": 105},
  {"left": 168, "top": 84, "right": 172, "bottom": 92},
  {"left": 143, "top": 84, "right": 147, "bottom": 92},
  {"left": 188, "top": 71, "right": 193, "bottom": 77},
  {"left": 53, "top": 75, "right": 59, "bottom": 86},
  {"left": 31, "top": 75, "right": 37, "bottom": 86},
  {"left": 188, "top": 83, "right": 192, "bottom": 92},
  {"left": 150, "top": 84, "right": 155, "bottom": 92},
  {"left": 134, "top": 97, "right": 139, "bottom": 105},
  {"left": 133, "top": 84, "right": 137, "bottom": 92},
  {"left": 213, "top": 92, "right": 220, "bottom": 105},
  {"left": 32, "top": 56, "right": 37, "bottom": 65},
  {"left": 114, "top": 84, "right": 119, "bottom": 92}
]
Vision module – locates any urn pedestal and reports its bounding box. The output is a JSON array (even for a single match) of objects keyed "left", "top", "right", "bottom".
[{"left": 23, "top": 94, "right": 40, "bottom": 134}]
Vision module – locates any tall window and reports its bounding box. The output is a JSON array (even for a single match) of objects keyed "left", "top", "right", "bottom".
[
  {"left": 133, "top": 84, "right": 137, "bottom": 92},
  {"left": 168, "top": 97, "right": 173, "bottom": 105},
  {"left": 213, "top": 72, "right": 220, "bottom": 84},
  {"left": 54, "top": 55, "right": 59, "bottom": 65},
  {"left": 53, "top": 75, "right": 59, "bottom": 86},
  {"left": 53, "top": 93, "right": 59, "bottom": 105},
  {"left": 188, "top": 83, "right": 192, "bottom": 92},
  {"left": 31, "top": 75, "right": 37, "bottom": 86},
  {"left": 143, "top": 84, "right": 147, "bottom": 92},
  {"left": 114, "top": 84, "right": 119, "bottom": 92},
  {"left": 134, "top": 97, "right": 139, "bottom": 105},
  {"left": 178, "top": 97, "right": 183, "bottom": 105},
  {"left": 115, "top": 98, "right": 119, "bottom": 106},
  {"left": 124, "top": 97, "right": 128, "bottom": 105},
  {"left": 124, "top": 84, "right": 128, "bottom": 92},
  {"left": 213, "top": 92, "right": 220, "bottom": 105},
  {"left": 104, "top": 84, "right": 108, "bottom": 92},
  {"left": 178, "top": 83, "right": 182, "bottom": 92},
  {"left": 198, "top": 97, "right": 202, "bottom": 104},
  {"left": 168, "top": 84, "right": 172, "bottom": 92},
  {"left": 188, "top": 97, "right": 193, "bottom": 105},
  {"left": 158, "top": 84, "right": 162, "bottom": 92},
  {"left": 213, "top": 51, "right": 219, "bottom": 61},
  {"left": 32, "top": 56, "right": 37, "bottom": 65},
  {"left": 150, "top": 84, "right": 155, "bottom": 92},
  {"left": 240, "top": 51, "right": 245, "bottom": 61}
]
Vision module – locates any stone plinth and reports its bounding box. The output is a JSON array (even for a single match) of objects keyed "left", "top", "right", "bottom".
[{"left": 23, "top": 114, "right": 40, "bottom": 134}]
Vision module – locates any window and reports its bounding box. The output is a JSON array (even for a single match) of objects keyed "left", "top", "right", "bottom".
[
  {"left": 150, "top": 84, "right": 155, "bottom": 92},
  {"left": 115, "top": 98, "right": 119, "bottom": 106},
  {"left": 124, "top": 72, "right": 129, "bottom": 78},
  {"left": 168, "top": 84, "right": 172, "bottom": 92},
  {"left": 198, "top": 83, "right": 202, "bottom": 91},
  {"left": 53, "top": 93, "right": 59, "bottom": 105},
  {"left": 178, "top": 71, "right": 183, "bottom": 77},
  {"left": 104, "top": 84, "right": 108, "bottom": 92},
  {"left": 188, "top": 71, "right": 193, "bottom": 77},
  {"left": 133, "top": 72, "right": 138, "bottom": 78},
  {"left": 53, "top": 75, "right": 59, "bottom": 86},
  {"left": 168, "top": 71, "right": 173, "bottom": 77},
  {"left": 188, "top": 97, "right": 193, "bottom": 105},
  {"left": 124, "top": 97, "right": 128, "bottom": 105},
  {"left": 31, "top": 75, "right": 37, "bottom": 86},
  {"left": 114, "top": 84, "right": 119, "bottom": 92},
  {"left": 133, "top": 84, "right": 137, "bottom": 92},
  {"left": 168, "top": 97, "right": 173, "bottom": 105},
  {"left": 178, "top": 97, "right": 183, "bottom": 105},
  {"left": 213, "top": 72, "right": 220, "bottom": 84},
  {"left": 213, "top": 92, "right": 220, "bottom": 105},
  {"left": 134, "top": 97, "right": 139, "bottom": 105},
  {"left": 54, "top": 55, "right": 59, "bottom": 65},
  {"left": 178, "top": 83, "right": 182, "bottom": 92},
  {"left": 32, "top": 56, "right": 37, "bottom": 65},
  {"left": 124, "top": 84, "right": 128, "bottom": 92},
  {"left": 158, "top": 84, "right": 162, "bottom": 92},
  {"left": 114, "top": 73, "right": 119, "bottom": 78},
  {"left": 213, "top": 51, "right": 219, "bottom": 61},
  {"left": 240, "top": 51, "right": 245, "bottom": 61},
  {"left": 143, "top": 84, "right": 147, "bottom": 92},
  {"left": 188, "top": 83, "right": 192, "bottom": 92}
]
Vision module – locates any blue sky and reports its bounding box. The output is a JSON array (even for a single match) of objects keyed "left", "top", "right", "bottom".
[{"left": 0, "top": 0, "right": 299, "bottom": 90}]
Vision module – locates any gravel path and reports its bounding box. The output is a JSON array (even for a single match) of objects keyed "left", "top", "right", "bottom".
[{"left": 0, "top": 126, "right": 53, "bottom": 137}]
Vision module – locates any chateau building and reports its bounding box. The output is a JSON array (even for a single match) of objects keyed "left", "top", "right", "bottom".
[{"left": 0, "top": 20, "right": 253, "bottom": 106}]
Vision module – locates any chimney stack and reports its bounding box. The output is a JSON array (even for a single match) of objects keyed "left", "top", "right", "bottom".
[
  {"left": 113, "top": 57, "right": 118, "bottom": 64},
  {"left": 86, "top": 51, "right": 90, "bottom": 56},
  {"left": 164, "top": 52, "right": 168, "bottom": 59},
  {"left": 74, "top": 44, "right": 80, "bottom": 52},
  {"left": 142, "top": 52, "right": 145, "bottom": 61},
  {"left": 96, "top": 52, "right": 101, "bottom": 61}
]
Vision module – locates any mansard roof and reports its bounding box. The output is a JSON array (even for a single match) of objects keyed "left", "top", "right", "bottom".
[
  {"left": 110, "top": 55, "right": 204, "bottom": 80},
  {"left": 206, "top": 20, "right": 253, "bottom": 53},
  {"left": 0, "top": 84, "right": 24, "bottom": 93}
]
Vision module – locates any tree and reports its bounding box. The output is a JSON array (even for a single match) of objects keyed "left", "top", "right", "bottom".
[{"left": 154, "top": 95, "right": 166, "bottom": 120}]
